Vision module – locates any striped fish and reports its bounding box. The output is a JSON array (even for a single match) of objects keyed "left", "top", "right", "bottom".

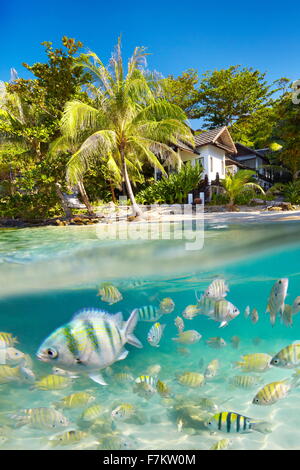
[
  {"left": 80, "top": 404, "right": 103, "bottom": 422},
  {"left": 174, "top": 316, "right": 184, "bottom": 333},
  {"left": 0, "top": 332, "right": 18, "bottom": 348},
  {"left": 36, "top": 308, "right": 142, "bottom": 386},
  {"left": 205, "top": 411, "right": 270, "bottom": 434},
  {"left": 208, "top": 300, "right": 240, "bottom": 328},
  {"left": 210, "top": 438, "right": 232, "bottom": 450},
  {"left": 111, "top": 403, "right": 135, "bottom": 420},
  {"left": 176, "top": 372, "right": 205, "bottom": 388},
  {"left": 266, "top": 278, "right": 288, "bottom": 326},
  {"left": 204, "top": 359, "right": 219, "bottom": 379},
  {"left": 133, "top": 375, "right": 157, "bottom": 399},
  {"left": 97, "top": 283, "right": 123, "bottom": 305},
  {"left": 234, "top": 353, "right": 272, "bottom": 372},
  {"left": 34, "top": 374, "right": 72, "bottom": 391},
  {"left": 271, "top": 342, "right": 300, "bottom": 368},
  {"left": 11, "top": 407, "right": 70, "bottom": 430},
  {"left": 159, "top": 298, "right": 175, "bottom": 314},
  {"left": 136, "top": 305, "right": 162, "bottom": 322},
  {"left": 252, "top": 379, "right": 292, "bottom": 406},
  {"left": 135, "top": 375, "right": 158, "bottom": 387},
  {"left": 196, "top": 296, "right": 216, "bottom": 316},
  {"left": 55, "top": 392, "right": 95, "bottom": 409},
  {"left": 49, "top": 430, "right": 88, "bottom": 447},
  {"left": 147, "top": 322, "right": 166, "bottom": 347},
  {"left": 229, "top": 375, "right": 261, "bottom": 389},
  {"left": 203, "top": 279, "right": 229, "bottom": 300}
]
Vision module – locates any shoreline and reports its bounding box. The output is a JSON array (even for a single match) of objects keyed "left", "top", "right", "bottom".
[{"left": 1, "top": 206, "right": 300, "bottom": 229}]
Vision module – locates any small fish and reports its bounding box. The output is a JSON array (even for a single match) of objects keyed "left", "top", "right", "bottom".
[
  {"left": 203, "top": 279, "right": 229, "bottom": 300},
  {"left": 270, "top": 341, "right": 300, "bottom": 368},
  {"left": 49, "top": 430, "right": 88, "bottom": 447},
  {"left": 36, "top": 308, "right": 142, "bottom": 386},
  {"left": 114, "top": 372, "right": 134, "bottom": 383},
  {"left": 159, "top": 298, "right": 175, "bottom": 314},
  {"left": 147, "top": 322, "right": 166, "bottom": 347},
  {"left": 80, "top": 404, "right": 103, "bottom": 422},
  {"left": 230, "top": 336, "right": 240, "bottom": 349},
  {"left": 177, "top": 418, "right": 183, "bottom": 432},
  {"left": 136, "top": 305, "right": 162, "bottom": 322},
  {"left": 0, "top": 365, "right": 35, "bottom": 384},
  {"left": 206, "top": 337, "right": 226, "bottom": 349},
  {"left": 133, "top": 381, "right": 157, "bottom": 399},
  {"left": 156, "top": 379, "right": 172, "bottom": 397},
  {"left": 98, "top": 433, "right": 134, "bottom": 450},
  {"left": 198, "top": 397, "right": 219, "bottom": 412},
  {"left": 209, "top": 300, "right": 240, "bottom": 328},
  {"left": 182, "top": 305, "right": 201, "bottom": 320},
  {"left": 0, "top": 347, "right": 26, "bottom": 366},
  {"left": 244, "top": 306, "right": 250, "bottom": 318},
  {"left": 0, "top": 332, "right": 18, "bottom": 348},
  {"left": 174, "top": 316, "right": 184, "bottom": 333},
  {"left": 52, "top": 367, "right": 79, "bottom": 378},
  {"left": 205, "top": 411, "right": 271, "bottom": 434},
  {"left": 234, "top": 353, "right": 272, "bottom": 372},
  {"left": 176, "top": 372, "right": 205, "bottom": 388},
  {"left": 55, "top": 392, "right": 95, "bottom": 409},
  {"left": 250, "top": 308, "right": 259, "bottom": 324},
  {"left": 210, "top": 438, "right": 232, "bottom": 450},
  {"left": 229, "top": 375, "right": 261, "bottom": 389},
  {"left": 204, "top": 359, "right": 219, "bottom": 379},
  {"left": 292, "top": 296, "right": 300, "bottom": 315},
  {"left": 111, "top": 403, "right": 135, "bottom": 420},
  {"left": 146, "top": 364, "right": 161, "bottom": 377},
  {"left": 266, "top": 278, "right": 289, "bottom": 326},
  {"left": 135, "top": 375, "right": 158, "bottom": 387},
  {"left": 34, "top": 374, "right": 73, "bottom": 391},
  {"left": 176, "top": 347, "right": 190, "bottom": 356},
  {"left": 281, "top": 305, "right": 293, "bottom": 327},
  {"left": 172, "top": 330, "right": 201, "bottom": 344},
  {"left": 252, "top": 379, "right": 294, "bottom": 406},
  {"left": 97, "top": 283, "right": 123, "bottom": 304},
  {"left": 11, "top": 408, "right": 70, "bottom": 430}
]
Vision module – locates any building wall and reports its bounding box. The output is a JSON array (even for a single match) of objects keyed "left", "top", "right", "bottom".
[{"left": 179, "top": 145, "right": 226, "bottom": 182}]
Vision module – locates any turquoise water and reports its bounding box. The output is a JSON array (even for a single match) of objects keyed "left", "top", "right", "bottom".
[{"left": 1, "top": 222, "right": 300, "bottom": 449}]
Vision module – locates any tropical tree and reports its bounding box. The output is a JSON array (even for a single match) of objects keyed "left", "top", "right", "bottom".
[
  {"left": 61, "top": 40, "right": 194, "bottom": 217},
  {"left": 222, "top": 170, "right": 265, "bottom": 207}
]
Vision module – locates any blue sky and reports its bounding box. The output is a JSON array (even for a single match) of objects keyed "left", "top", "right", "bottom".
[{"left": 1, "top": 0, "right": 299, "bottom": 86}]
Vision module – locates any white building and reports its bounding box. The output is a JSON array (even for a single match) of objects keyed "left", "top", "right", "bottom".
[{"left": 175, "top": 126, "right": 237, "bottom": 182}]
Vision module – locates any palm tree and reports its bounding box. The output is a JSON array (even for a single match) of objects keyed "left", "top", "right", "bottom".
[
  {"left": 222, "top": 170, "right": 265, "bottom": 207},
  {"left": 61, "top": 40, "right": 194, "bottom": 216}
]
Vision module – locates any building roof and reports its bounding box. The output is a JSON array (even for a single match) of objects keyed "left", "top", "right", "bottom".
[
  {"left": 234, "top": 143, "right": 270, "bottom": 162},
  {"left": 177, "top": 126, "right": 237, "bottom": 155},
  {"left": 225, "top": 157, "right": 247, "bottom": 169}
]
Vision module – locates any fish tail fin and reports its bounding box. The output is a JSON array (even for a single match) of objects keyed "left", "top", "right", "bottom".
[
  {"left": 125, "top": 309, "right": 143, "bottom": 349},
  {"left": 251, "top": 420, "right": 273, "bottom": 434}
]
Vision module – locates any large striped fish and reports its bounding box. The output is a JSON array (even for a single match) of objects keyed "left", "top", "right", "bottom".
[
  {"left": 136, "top": 305, "right": 162, "bottom": 322},
  {"left": 36, "top": 309, "right": 142, "bottom": 386}
]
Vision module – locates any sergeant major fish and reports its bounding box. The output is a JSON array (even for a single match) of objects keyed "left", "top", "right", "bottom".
[
  {"left": 36, "top": 308, "right": 142, "bottom": 386},
  {"left": 147, "top": 322, "right": 166, "bottom": 348},
  {"left": 266, "top": 278, "right": 288, "bottom": 326}
]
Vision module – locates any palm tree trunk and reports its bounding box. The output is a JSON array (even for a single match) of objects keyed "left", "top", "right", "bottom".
[
  {"left": 120, "top": 150, "right": 143, "bottom": 217},
  {"left": 77, "top": 180, "right": 95, "bottom": 216},
  {"left": 55, "top": 183, "right": 72, "bottom": 219},
  {"left": 109, "top": 180, "right": 117, "bottom": 204}
]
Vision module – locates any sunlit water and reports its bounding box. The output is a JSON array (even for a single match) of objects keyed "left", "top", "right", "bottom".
[{"left": 1, "top": 221, "right": 300, "bottom": 450}]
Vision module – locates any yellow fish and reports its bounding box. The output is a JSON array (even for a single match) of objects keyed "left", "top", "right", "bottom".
[
  {"left": 97, "top": 283, "right": 123, "bottom": 304},
  {"left": 111, "top": 403, "right": 135, "bottom": 420},
  {"left": 271, "top": 342, "right": 300, "bottom": 368},
  {"left": 159, "top": 298, "right": 175, "bottom": 314},
  {"left": 204, "top": 359, "right": 219, "bottom": 379},
  {"left": 50, "top": 430, "right": 88, "bottom": 447},
  {"left": 0, "top": 332, "right": 18, "bottom": 347},
  {"left": 252, "top": 379, "right": 293, "bottom": 405},
  {"left": 234, "top": 353, "right": 272, "bottom": 372},
  {"left": 55, "top": 392, "right": 95, "bottom": 409},
  {"left": 34, "top": 374, "right": 73, "bottom": 391},
  {"left": 80, "top": 404, "right": 103, "bottom": 422},
  {"left": 172, "top": 330, "right": 201, "bottom": 344},
  {"left": 210, "top": 438, "right": 232, "bottom": 450},
  {"left": 176, "top": 372, "right": 205, "bottom": 388}
]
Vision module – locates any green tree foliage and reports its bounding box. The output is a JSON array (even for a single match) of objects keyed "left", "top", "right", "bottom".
[
  {"left": 158, "top": 69, "right": 201, "bottom": 119},
  {"left": 196, "top": 66, "right": 274, "bottom": 128},
  {"left": 62, "top": 39, "right": 194, "bottom": 216},
  {"left": 136, "top": 161, "right": 203, "bottom": 204},
  {"left": 222, "top": 170, "right": 265, "bottom": 206}
]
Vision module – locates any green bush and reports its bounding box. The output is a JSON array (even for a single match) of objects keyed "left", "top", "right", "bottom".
[
  {"left": 136, "top": 162, "right": 203, "bottom": 205},
  {"left": 209, "top": 192, "right": 229, "bottom": 205},
  {"left": 284, "top": 182, "right": 300, "bottom": 204}
]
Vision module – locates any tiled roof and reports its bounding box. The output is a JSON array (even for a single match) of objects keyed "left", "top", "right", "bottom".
[
  {"left": 194, "top": 127, "right": 226, "bottom": 147},
  {"left": 177, "top": 126, "right": 237, "bottom": 155}
]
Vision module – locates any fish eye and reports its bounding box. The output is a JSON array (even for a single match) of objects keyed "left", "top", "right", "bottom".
[
  {"left": 47, "top": 348, "right": 58, "bottom": 358},
  {"left": 253, "top": 398, "right": 259, "bottom": 403},
  {"left": 272, "top": 358, "right": 279, "bottom": 364}
]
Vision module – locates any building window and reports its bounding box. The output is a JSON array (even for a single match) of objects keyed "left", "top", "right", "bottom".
[{"left": 210, "top": 157, "right": 213, "bottom": 173}]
